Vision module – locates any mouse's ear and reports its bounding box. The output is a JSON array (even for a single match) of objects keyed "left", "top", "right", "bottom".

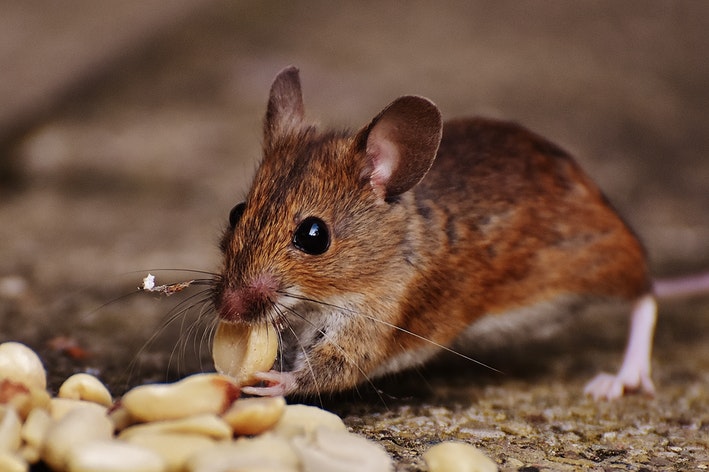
[
  {"left": 355, "top": 96, "right": 442, "bottom": 200},
  {"left": 264, "top": 66, "right": 305, "bottom": 144}
]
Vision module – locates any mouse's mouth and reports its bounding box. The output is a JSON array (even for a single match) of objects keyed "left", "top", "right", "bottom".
[
  {"left": 214, "top": 277, "right": 330, "bottom": 374},
  {"left": 216, "top": 275, "right": 281, "bottom": 324}
]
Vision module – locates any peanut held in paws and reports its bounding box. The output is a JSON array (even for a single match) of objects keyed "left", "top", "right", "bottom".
[{"left": 212, "top": 321, "right": 278, "bottom": 385}]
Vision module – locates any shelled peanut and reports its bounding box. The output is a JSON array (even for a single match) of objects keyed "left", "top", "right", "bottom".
[
  {"left": 0, "top": 341, "right": 395, "bottom": 471},
  {"left": 212, "top": 320, "right": 279, "bottom": 385}
]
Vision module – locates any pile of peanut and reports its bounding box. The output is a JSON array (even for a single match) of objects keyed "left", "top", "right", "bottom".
[{"left": 0, "top": 341, "right": 498, "bottom": 472}]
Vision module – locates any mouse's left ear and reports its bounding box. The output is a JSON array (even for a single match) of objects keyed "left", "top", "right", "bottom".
[
  {"left": 354, "top": 96, "right": 442, "bottom": 200},
  {"left": 264, "top": 66, "right": 305, "bottom": 145}
]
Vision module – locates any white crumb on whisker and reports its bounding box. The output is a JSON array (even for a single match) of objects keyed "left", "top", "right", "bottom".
[
  {"left": 142, "top": 273, "right": 156, "bottom": 291},
  {"left": 139, "top": 273, "right": 195, "bottom": 296}
]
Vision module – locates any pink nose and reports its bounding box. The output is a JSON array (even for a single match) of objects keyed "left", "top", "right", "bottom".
[{"left": 219, "top": 275, "right": 278, "bottom": 323}]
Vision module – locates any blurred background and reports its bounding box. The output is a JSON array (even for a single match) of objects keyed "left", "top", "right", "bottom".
[{"left": 0, "top": 1, "right": 707, "bottom": 391}]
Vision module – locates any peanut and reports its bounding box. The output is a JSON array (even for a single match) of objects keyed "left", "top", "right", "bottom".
[
  {"left": 212, "top": 321, "right": 278, "bottom": 385},
  {"left": 185, "top": 434, "right": 299, "bottom": 472},
  {"left": 121, "top": 374, "right": 240, "bottom": 422},
  {"left": 66, "top": 439, "right": 166, "bottom": 472},
  {"left": 41, "top": 405, "right": 114, "bottom": 471},
  {"left": 271, "top": 404, "right": 346, "bottom": 439},
  {"left": 291, "top": 427, "right": 394, "bottom": 472},
  {"left": 0, "top": 451, "right": 27, "bottom": 472},
  {"left": 123, "top": 433, "right": 216, "bottom": 472},
  {"left": 222, "top": 396, "right": 286, "bottom": 436},
  {"left": 49, "top": 398, "right": 107, "bottom": 422},
  {"left": 423, "top": 441, "right": 498, "bottom": 472},
  {"left": 58, "top": 373, "right": 112, "bottom": 407},
  {"left": 0, "top": 342, "right": 46, "bottom": 391},
  {"left": 119, "top": 413, "right": 232, "bottom": 441},
  {"left": 0, "top": 406, "right": 22, "bottom": 453}
]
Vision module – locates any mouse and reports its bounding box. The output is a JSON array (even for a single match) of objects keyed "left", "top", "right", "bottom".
[{"left": 214, "top": 66, "right": 708, "bottom": 400}]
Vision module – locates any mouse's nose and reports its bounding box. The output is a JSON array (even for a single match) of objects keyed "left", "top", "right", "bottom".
[{"left": 217, "top": 275, "right": 278, "bottom": 324}]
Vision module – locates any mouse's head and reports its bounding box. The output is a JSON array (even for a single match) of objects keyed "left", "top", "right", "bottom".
[{"left": 214, "top": 67, "right": 442, "bottom": 392}]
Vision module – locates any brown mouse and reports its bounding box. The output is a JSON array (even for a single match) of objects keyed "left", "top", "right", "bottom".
[{"left": 214, "top": 66, "right": 706, "bottom": 400}]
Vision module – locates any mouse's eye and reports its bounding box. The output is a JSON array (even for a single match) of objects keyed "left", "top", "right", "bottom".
[
  {"left": 228, "top": 202, "right": 246, "bottom": 228},
  {"left": 293, "top": 217, "right": 330, "bottom": 255}
]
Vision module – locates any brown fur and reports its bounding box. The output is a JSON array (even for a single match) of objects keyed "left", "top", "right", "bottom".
[
  {"left": 216, "top": 67, "right": 650, "bottom": 395},
  {"left": 390, "top": 118, "right": 649, "bottom": 356}
]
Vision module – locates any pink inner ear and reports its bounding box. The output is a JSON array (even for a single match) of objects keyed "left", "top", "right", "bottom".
[{"left": 367, "top": 121, "right": 400, "bottom": 193}]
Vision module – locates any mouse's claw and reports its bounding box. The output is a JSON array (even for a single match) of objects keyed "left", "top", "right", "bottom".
[{"left": 241, "top": 370, "right": 296, "bottom": 397}]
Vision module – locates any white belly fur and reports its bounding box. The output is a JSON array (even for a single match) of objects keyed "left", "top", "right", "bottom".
[{"left": 372, "top": 294, "right": 630, "bottom": 377}]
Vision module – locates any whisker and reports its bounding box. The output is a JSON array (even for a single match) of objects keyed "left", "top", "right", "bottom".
[
  {"left": 195, "top": 296, "right": 218, "bottom": 337},
  {"left": 75, "top": 291, "right": 146, "bottom": 323},
  {"left": 199, "top": 310, "right": 220, "bottom": 371},
  {"left": 166, "top": 292, "right": 217, "bottom": 377},
  {"left": 273, "top": 305, "right": 323, "bottom": 407},
  {"left": 140, "top": 276, "right": 218, "bottom": 297},
  {"left": 270, "top": 305, "right": 287, "bottom": 376},
  {"left": 279, "top": 292, "right": 503, "bottom": 374},
  {"left": 124, "top": 288, "right": 215, "bottom": 384},
  {"left": 123, "top": 268, "right": 222, "bottom": 278},
  {"left": 188, "top": 295, "right": 219, "bottom": 372}
]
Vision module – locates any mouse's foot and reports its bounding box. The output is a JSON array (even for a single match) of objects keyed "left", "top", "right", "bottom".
[
  {"left": 241, "top": 370, "right": 296, "bottom": 397},
  {"left": 584, "top": 294, "right": 657, "bottom": 401},
  {"left": 584, "top": 370, "right": 655, "bottom": 401}
]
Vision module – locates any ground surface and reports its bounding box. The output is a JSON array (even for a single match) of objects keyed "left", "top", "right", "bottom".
[{"left": 1, "top": 1, "right": 708, "bottom": 470}]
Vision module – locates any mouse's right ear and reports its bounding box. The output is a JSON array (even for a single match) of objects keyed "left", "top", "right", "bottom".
[
  {"left": 354, "top": 96, "right": 442, "bottom": 201},
  {"left": 264, "top": 66, "right": 305, "bottom": 145}
]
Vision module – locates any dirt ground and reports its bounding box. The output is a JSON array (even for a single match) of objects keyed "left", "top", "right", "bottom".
[{"left": 1, "top": 1, "right": 708, "bottom": 470}]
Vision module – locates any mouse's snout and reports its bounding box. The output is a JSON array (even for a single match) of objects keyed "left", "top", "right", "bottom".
[{"left": 217, "top": 274, "right": 279, "bottom": 324}]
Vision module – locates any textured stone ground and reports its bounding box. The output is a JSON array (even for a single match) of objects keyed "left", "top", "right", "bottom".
[{"left": 1, "top": 1, "right": 708, "bottom": 470}]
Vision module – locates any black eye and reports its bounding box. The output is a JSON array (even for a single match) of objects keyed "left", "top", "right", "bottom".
[
  {"left": 293, "top": 217, "right": 330, "bottom": 255},
  {"left": 228, "top": 202, "right": 246, "bottom": 228}
]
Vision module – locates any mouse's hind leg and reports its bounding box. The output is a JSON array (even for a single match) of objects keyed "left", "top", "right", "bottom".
[{"left": 584, "top": 294, "right": 657, "bottom": 400}]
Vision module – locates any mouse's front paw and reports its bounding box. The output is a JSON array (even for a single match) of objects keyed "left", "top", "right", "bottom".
[
  {"left": 584, "top": 370, "right": 655, "bottom": 401},
  {"left": 241, "top": 370, "right": 296, "bottom": 397}
]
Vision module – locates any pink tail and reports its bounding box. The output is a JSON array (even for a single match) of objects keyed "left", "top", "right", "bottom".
[{"left": 653, "top": 272, "right": 709, "bottom": 299}]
